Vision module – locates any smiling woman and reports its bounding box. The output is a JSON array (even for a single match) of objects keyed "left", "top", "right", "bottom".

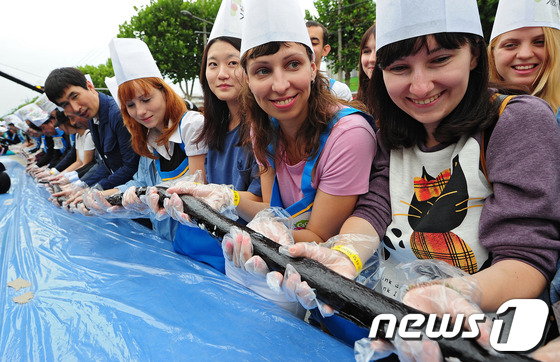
[{"left": 488, "top": 0, "right": 560, "bottom": 116}]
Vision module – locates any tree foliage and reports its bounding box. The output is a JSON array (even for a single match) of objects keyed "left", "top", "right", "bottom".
[
  {"left": 77, "top": 59, "right": 114, "bottom": 95},
  {"left": 478, "top": 0, "right": 499, "bottom": 43},
  {"left": 306, "top": 0, "right": 376, "bottom": 84},
  {"left": 118, "top": 0, "right": 220, "bottom": 98}
]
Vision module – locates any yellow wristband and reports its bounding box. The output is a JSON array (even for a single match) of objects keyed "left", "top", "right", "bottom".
[
  {"left": 232, "top": 190, "right": 240, "bottom": 206},
  {"left": 331, "top": 245, "right": 362, "bottom": 273}
]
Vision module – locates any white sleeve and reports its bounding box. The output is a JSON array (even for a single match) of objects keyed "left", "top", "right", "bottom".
[
  {"left": 331, "top": 81, "right": 353, "bottom": 102},
  {"left": 83, "top": 130, "right": 96, "bottom": 151},
  {"left": 179, "top": 111, "right": 208, "bottom": 156}
]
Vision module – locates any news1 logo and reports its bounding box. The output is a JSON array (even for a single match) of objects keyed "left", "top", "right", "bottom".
[{"left": 368, "top": 299, "right": 549, "bottom": 352}]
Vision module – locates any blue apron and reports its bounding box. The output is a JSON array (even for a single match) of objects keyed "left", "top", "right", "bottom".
[
  {"left": 269, "top": 107, "right": 373, "bottom": 346},
  {"left": 52, "top": 128, "right": 67, "bottom": 153},
  {"left": 269, "top": 107, "right": 373, "bottom": 229},
  {"left": 156, "top": 114, "right": 225, "bottom": 273}
]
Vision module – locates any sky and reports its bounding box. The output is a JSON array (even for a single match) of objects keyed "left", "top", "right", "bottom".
[{"left": 0, "top": 0, "right": 317, "bottom": 117}]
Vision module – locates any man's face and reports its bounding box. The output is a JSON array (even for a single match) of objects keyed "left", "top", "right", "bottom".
[
  {"left": 55, "top": 82, "right": 99, "bottom": 120},
  {"left": 67, "top": 114, "right": 89, "bottom": 129},
  {"left": 307, "top": 25, "right": 330, "bottom": 68},
  {"left": 40, "top": 119, "right": 57, "bottom": 136},
  {"left": 40, "top": 110, "right": 57, "bottom": 136}
]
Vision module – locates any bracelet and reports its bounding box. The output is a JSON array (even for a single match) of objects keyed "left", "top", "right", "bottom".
[
  {"left": 232, "top": 190, "right": 240, "bottom": 206},
  {"left": 331, "top": 245, "right": 363, "bottom": 274}
]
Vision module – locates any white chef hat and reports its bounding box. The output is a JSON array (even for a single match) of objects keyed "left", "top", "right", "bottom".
[
  {"left": 490, "top": 0, "right": 560, "bottom": 42},
  {"left": 109, "top": 38, "right": 162, "bottom": 86},
  {"left": 208, "top": 0, "right": 244, "bottom": 42},
  {"left": 240, "top": 0, "right": 313, "bottom": 58},
  {"left": 375, "top": 0, "right": 483, "bottom": 52},
  {"left": 35, "top": 94, "right": 58, "bottom": 114},
  {"left": 15, "top": 104, "right": 49, "bottom": 127},
  {"left": 85, "top": 74, "right": 94, "bottom": 87},
  {"left": 105, "top": 76, "right": 121, "bottom": 108}
]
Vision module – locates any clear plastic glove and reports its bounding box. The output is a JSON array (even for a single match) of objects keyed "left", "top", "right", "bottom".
[
  {"left": 82, "top": 188, "right": 112, "bottom": 215},
  {"left": 354, "top": 259, "right": 493, "bottom": 362},
  {"left": 163, "top": 193, "right": 197, "bottom": 226},
  {"left": 49, "top": 173, "right": 70, "bottom": 186},
  {"left": 61, "top": 184, "right": 88, "bottom": 211},
  {"left": 265, "top": 233, "right": 379, "bottom": 317},
  {"left": 141, "top": 186, "right": 168, "bottom": 221},
  {"left": 355, "top": 334, "right": 442, "bottom": 362},
  {"left": 165, "top": 182, "right": 238, "bottom": 221},
  {"left": 34, "top": 169, "right": 51, "bottom": 181},
  {"left": 122, "top": 186, "right": 150, "bottom": 214},
  {"left": 222, "top": 208, "right": 294, "bottom": 275},
  {"left": 532, "top": 337, "right": 560, "bottom": 361}
]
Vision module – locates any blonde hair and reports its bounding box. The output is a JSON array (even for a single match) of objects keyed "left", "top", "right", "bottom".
[{"left": 489, "top": 27, "right": 560, "bottom": 111}]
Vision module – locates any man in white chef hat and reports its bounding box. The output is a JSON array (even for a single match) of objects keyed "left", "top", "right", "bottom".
[{"left": 488, "top": 0, "right": 560, "bottom": 124}]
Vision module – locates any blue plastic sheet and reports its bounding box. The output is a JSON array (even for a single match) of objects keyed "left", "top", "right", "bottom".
[{"left": 0, "top": 157, "right": 354, "bottom": 360}]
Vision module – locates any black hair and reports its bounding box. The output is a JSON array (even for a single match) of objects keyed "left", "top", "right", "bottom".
[
  {"left": 196, "top": 36, "right": 242, "bottom": 152},
  {"left": 372, "top": 32, "right": 497, "bottom": 149},
  {"left": 45, "top": 67, "right": 88, "bottom": 105},
  {"left": 0, "top": 171, "right": 10, "bottom": 194},
  {"left": 54, "top": 109, "right": 70, "bottom": 127},
  {"left": 306, "top": 21, "right": 329, "bottom": 45}
]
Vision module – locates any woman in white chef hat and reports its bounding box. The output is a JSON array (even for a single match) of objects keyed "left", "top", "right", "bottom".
[
  {"left": 85, "top": 38, "right": 242, "bottom": 273},
  {"left": 261, "top": 0, "right": 560, "bottom": 357},
  {"left": 162, "top": 0, "right": 376, "bottom": 317},
  {"left": 488, "top": 0, "right": 560, "bottom": 124}
]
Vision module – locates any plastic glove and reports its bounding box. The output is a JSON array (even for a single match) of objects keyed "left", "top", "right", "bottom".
[
  {"left": 34, "top": 169, "right": 51, "bottom": 181},
  {"left": 165, "top": 182, "right": 238, "bottom": 220},
  {"left": 354, "top": 334, "right": 442, "bottom": 362},
  {"left": 60, "top": 183, "right": 88, "bottom": 211},
  {"left": 222, "top": 208, "right": 294, "bottom": 275},
  {"left": 354, "top": 259, "right": 493, "bottom": 362},
  {"left": 82, "top": 188, "right": 112, "bottom": 215},
  {"left": 162, "top": 193, "right": 197, "bottom": 226},
  {"left": 532, "top": 337, "right": 560, "bottom": 361},
  {"left": 265, "top": 233, "right": 379, "bottom": 317},
  {"left": 141, "top": 186, "right": 168, "bottom": 221},
  {"left": 122, "top": 186, "right": 150, "bottom": 214},
  {"left": 49, "top": 173, "right": 70, "bottom": 186}
]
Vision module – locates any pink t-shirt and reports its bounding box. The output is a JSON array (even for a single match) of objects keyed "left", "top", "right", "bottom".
[{"left": 275, "top": 112, "right": 376, "bottom": 207}]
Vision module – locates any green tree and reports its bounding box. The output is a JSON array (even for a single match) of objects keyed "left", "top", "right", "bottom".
[
  {"left": 118, "top": 0, "right": 220, "bottom": 99},
  {"left": 478, "top": 0, "right": 499, "bottom": 43},
  {"left": 77, "top": 59, "right": 114, "bottom": 95},
  {"left": 307, "top": 0, "right": 376, "bottom": 85}
]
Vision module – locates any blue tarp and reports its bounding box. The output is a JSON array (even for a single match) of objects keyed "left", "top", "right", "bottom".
[{"left": 0, "top": 157, "right": 354, "bottom": 361}]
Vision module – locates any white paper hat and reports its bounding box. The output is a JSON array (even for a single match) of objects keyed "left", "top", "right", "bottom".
[
  {"left": 15, "top": 104, "right": 49, "bottom": 127},
  {"left": 35, "top": 94, "right": 58, "bottom": 114},
  {"left": 105, "top": 76, "right": 121, "bottom": 108},
  {"left": 109, "top": 38, "right": 162, "bottom": 86},
  {"left": 208, "top": 0, "right": 244, "bottom": 42},
  {"left": 490, "top": 0, "right": 560, "bottom": 42},
  {"left": 85, "top": 74, "right": 94, "bottom": 87},
  {"left": 3, "top": 114, "right": 29, "bottom": 132},
  {"left": 376, "top": 0, "right": 483, "bottom": 51},
  {"left": 3, "top": 114, "right": 22, "bottom": 126},
  {"left": 240, "top": 0, "right": 312, "bottom": 58}
]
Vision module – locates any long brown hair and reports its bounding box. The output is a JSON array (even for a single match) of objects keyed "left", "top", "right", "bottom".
[
  {"left": 373, "top": 33, "right": 496, "bottom": 149},
  {"left": 118, "top": 77, "right": 187, "bottom": 158},
  {"left": 240, "top": 41, "right": 358, "bottom": 172},
  {"left": 356, "top": 24, "right": 376, "bottom": 114}
]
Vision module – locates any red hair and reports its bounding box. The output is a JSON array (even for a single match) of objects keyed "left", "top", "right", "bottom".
[{"left": 118, "top": 77, "right": 187, "bottom": 158}]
